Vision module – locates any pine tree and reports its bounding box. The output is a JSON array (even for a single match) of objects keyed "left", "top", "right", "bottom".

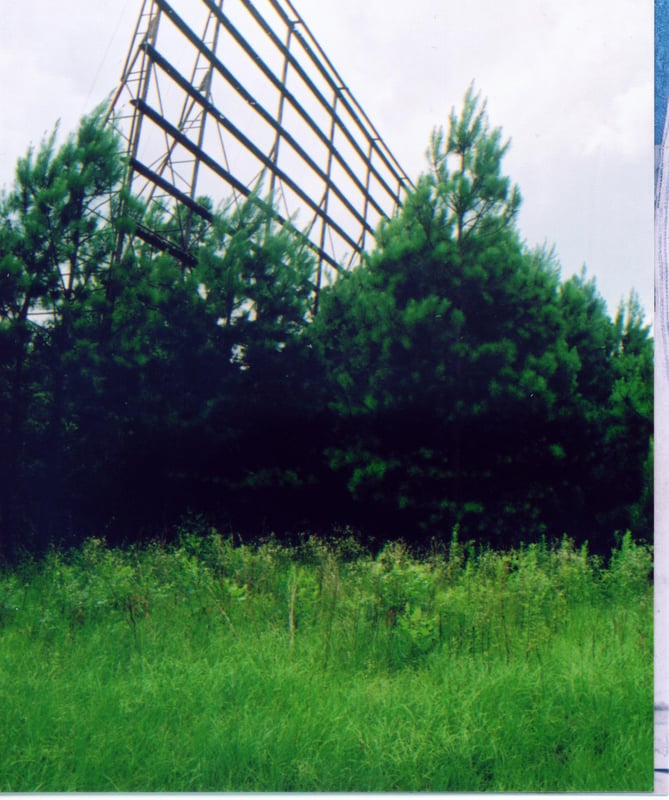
[
  {"left": 0, "top": 107, "right": 123, "bottom": 554},
  {"left": 310, "top": 88, "right": 650, "bottom": 549}
]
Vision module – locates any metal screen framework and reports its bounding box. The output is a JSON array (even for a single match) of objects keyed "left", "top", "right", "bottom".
[{"left": 109, "top": 0, "right": 413, "bottom": 301}]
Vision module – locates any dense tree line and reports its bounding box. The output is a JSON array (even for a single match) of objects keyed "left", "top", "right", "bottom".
[{"left": 0, "top": 92, "right": 653, "bottom": 559}]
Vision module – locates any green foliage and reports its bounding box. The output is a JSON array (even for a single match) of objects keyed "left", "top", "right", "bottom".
[
  {"left": 605, "top": 531, "right": 653, "bottom": 599},
  {"left": 310, "top": 89, "right": 652, "bottom": 550},
  {"left": 427, "top": 83, "right": 522, "bottom": 247},
  {"left": 0, "top": 88, "right": 653, "bottom": 556},
  {"left": 0, "top": 533, "right": 652, "bottom": 791},
  {"left": 0, "top": 111, "right": 320, "bottom": 554},
  {"left": 0, "top": 105, "right": 125, "bottom": 552}
]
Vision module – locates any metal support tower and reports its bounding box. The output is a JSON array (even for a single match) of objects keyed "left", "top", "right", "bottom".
[{"left": 108, "top": 0, "right": 413, "bottom": 305}]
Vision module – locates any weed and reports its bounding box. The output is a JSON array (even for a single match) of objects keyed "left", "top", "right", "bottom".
[{"left": 0, "top": 531, "right": 653, "bottom": 792}]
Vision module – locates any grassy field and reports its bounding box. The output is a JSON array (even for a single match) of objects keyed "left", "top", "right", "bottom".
[{"left": 0, "top": 529, "right": 653, "bottom": 792}]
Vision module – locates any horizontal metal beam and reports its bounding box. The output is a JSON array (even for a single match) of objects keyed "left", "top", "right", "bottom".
[
  {"left": 130, "top": 155, "right": 342, "bottom": 274},
  {"left": 263, "top": 0, "right": 410, "bottom": 188},
  {"left": 202, "top": 0, "right": 404, "bottom": 206},
  {"left": 110, "top": 0, "right": 414, "bottom": 298},
  {"left": 143, "top": 42, "right": 376, "bottom": 237},
  {"left": 133, "top": 94, "right": 362, "bottom": 257},
  {"left": 159, "top": 0, "right": 398, "bottom": 219},
  {"left": 134, "top": 221, "right": 199, "bottom": 266},
  {"left": 130, "top": 156, "right": 214, "bottom": 221}
]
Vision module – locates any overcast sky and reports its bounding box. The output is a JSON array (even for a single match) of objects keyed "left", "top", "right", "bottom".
[{"left": 0, "top": 0, "right": 654, "bottom": 318}]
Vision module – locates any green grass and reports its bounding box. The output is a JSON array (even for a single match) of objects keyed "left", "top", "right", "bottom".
[{"left": 0, "top": 531, "right": 653, "bottom": 791}]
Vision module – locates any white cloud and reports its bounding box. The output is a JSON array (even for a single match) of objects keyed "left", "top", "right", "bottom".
[{"left": 582, "top": 83, "right": 652, "bottom": 159}]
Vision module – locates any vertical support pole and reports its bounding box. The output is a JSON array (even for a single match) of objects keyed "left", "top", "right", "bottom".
[
  {"left": 359, "top": 139, "right": 375, "bottom": 256},
  {"left": 127, "top": 4, "right": 162, "bottom": 193},
  {"left": 183, "top": 0, "right": 225, "bottom": 250},
  {"left": 269, "top": 21, "right": 295, "bottom": 207},
  {"left": 396, "top": 176, "right": 406, "bottom": 212},
  {"left": 107, "top": 0, "right": 152, "bottom": 120},
  {"left": 314, "top": 88, "right": 340, "bottom": 315},
  {"left": 109, "top": 0, "right": 162, "bottom": 302}
]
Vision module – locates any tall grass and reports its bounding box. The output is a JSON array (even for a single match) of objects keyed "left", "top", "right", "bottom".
[{"left": 0, "top": 530, "right": 653, "bottom": 791}]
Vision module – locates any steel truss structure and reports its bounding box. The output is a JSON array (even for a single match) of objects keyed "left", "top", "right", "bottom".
[{"left": 110, "top": 0, "right": 413, "bottom": 300}]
